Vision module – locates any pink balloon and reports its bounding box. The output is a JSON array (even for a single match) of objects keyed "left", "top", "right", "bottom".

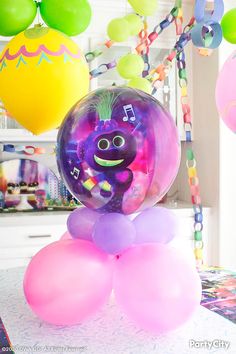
[
  {"left": 216, "top": 50, "right": 236, "bottom": 132},
  {"left": 60, "top": 231, "right": 72, "bottom": 240},
  {"left": 24, "top": 240, "right": 114, "bottom": 325},
  {"left": 113, "top": 244, "right": 202, "bottom": 333}
]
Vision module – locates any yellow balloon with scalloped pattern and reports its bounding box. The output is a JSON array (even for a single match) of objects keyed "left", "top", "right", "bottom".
[{"left": 0, "top": 26, "right": 89, "bottom": 135}]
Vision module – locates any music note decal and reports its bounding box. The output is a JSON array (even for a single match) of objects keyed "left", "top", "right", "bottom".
[
  {"left": 122, "top": 104, "right": 136, "bottom": 122},
  {"left": 70, "top": 167, "right": 80, "bottom": 180}
]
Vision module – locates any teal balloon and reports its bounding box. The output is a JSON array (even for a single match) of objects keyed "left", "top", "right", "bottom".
[
  {"left": 40, "top": 0, "right": 92, "bottom": 36},
  {"left": 0, "top": 0, "right": 37, "bottom": 36}
]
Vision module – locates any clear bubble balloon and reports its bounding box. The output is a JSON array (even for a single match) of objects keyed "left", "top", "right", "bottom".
[{"left": 57, "top": 87, "right": 180, "bottom": 214}]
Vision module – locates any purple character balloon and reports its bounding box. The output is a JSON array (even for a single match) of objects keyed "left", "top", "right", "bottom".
[{"left": 57, "top": 87, "right": 180, "bottom": 214}]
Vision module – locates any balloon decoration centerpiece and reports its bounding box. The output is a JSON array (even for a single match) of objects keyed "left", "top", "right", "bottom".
[
  {"left": 24, "top": 87, "right": 202, "bottom": 333},
  {"left": 0, "top": 0, "right": 221, "bottom": 336}
]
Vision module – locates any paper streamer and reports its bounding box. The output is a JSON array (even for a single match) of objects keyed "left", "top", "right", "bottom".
[
  {"left": 194, "top": 0, "right": 224, "bottom": 23},
  {"left": 191, "top": 21, "right": 222, "bottom": 49}
]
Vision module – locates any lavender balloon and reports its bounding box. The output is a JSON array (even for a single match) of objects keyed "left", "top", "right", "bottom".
[
  {"left": 67, "top": 207, "right": 101, "bottom": 241},
  {"left": 93, "top": 213, "right": 136, "bottom": 255},
  {"left": 133, "top": 207, "right": 179, "bottom": 244}
]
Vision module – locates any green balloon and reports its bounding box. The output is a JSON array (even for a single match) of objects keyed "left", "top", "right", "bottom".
[
  {"left": 221, "top": 8, "right": 236, "bottom": 44},
  {"left": 107, "top": 18, "right": 130, "bottom": 42},
  {"left": 0, "top": 0, "right": 37, "bottom": 36},
  {"left": 127, "top": 77, "right": 152, "bottom": 94},
  {"left": 124, "top": 14, "right": 144, "bottom": 36},
  {"left": 128, "top": 0, "right": 158, "bottom": 16},
  {"left": 40, "top": 0, "right": 92, "bottom": 36},
  {"left": 117, "top": 54, "right": 144, "bottom": 79}
]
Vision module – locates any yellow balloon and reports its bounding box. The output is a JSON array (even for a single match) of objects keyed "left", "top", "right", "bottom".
[{"left": 0, "top": 26, "right": 89, "bottom": 135}]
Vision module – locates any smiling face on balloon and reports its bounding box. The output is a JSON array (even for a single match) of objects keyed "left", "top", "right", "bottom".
[{"left": 83, "top": 129, "right": 137, "bottom": 172}]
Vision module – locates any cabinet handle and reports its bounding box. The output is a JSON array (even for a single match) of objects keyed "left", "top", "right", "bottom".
[{"left": 28, "top": 234, "right": 52, "bottom": 239}]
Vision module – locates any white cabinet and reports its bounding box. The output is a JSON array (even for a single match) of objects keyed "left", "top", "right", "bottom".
[
  {"left": 0, "top": 203, "right": 211, "bottom": 269},
  {"left": 166, "top": 202, "right": 211, "bottom": 265},
  {"left": 0, "top": 212, "right": 68, "bottom": 269}
]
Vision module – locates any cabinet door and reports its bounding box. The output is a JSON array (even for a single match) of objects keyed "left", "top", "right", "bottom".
[{"left": 0, "top": 224, "right": 66, "bottom": 269}]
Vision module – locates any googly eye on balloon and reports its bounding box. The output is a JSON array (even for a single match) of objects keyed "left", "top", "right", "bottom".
[{"left": 57, "top": 87, "right": 180, "bottom": 215}]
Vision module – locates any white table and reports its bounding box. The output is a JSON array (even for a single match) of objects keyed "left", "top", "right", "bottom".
[{"left": 0, "top": 268, "right": 235, "bottom": 354}]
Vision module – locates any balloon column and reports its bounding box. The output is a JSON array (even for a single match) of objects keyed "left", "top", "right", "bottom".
[{"left": 24, "top": 87, "right": 202, "bottom": 333}]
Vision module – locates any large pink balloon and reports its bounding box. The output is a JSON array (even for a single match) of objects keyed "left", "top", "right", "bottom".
[
  {"left": 24, "top": 239, "right": 114, "bottom": 325},
  {"left": 216, "top": 51, "right": 236, "bottom": 132},
  {"left": 60, "top": 231, "right": 72, "bottom": 240},
  {"left": 113, "top": 244, "right": 202, "bottom": 333}
]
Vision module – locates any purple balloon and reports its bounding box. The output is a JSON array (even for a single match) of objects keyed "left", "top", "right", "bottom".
[
  {"left": 133, "top": 207, "right": 178, "bottom": 244},
  {"left": 92, "top": 213, "right": 136, "bottom": 255},
  {"left": 67, "top": 207, "right": 101, "bottom": 241}
]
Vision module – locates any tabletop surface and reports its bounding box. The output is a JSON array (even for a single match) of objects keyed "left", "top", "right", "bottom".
[{"left": 0, "top": 267, "right": 235, "bottom": 354}]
